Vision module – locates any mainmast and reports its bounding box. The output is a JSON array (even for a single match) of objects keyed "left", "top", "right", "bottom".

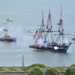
[
  {"left": 45, "top": 9, "right": 54, "bottom": 44},
  {"left": 46, "top": 9, "right": 52, "bottom": 31}
]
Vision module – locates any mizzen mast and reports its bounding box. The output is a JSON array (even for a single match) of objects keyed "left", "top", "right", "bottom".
[{"left": 40, "top": 9, "right": 45, "bottom": 31}]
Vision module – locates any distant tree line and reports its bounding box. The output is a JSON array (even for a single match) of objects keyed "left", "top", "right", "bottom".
[
  {"left": 28, "top": 64, "right": 75, "bottom": 75},
  {"left": 0, "top": 63, "right": 75, "bottom": 75}
]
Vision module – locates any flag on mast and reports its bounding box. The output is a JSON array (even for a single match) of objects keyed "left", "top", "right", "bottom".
[{"left": 33, "top": 30, "right": 38, "bottom": 39}]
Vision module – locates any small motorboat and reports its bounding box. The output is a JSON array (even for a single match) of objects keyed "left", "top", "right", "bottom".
[
  {"left": 6, "top": 18, "right": 13, "bottom": 22},
  {"left": 0, "top": 27, "right": 8, "bottom": 31},
  {"left": 0, "top": 34, "right": 16, "bottom": 42}
]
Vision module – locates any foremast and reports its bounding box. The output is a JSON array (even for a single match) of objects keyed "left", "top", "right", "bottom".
[
  {"left": 57, "top": 7, "right": 65, "bottom": 45},
  {"left": 57, "top": 7, "right": 71, "bottom": 47}
]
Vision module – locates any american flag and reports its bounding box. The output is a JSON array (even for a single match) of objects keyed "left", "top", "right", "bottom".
[{"left": 33, "top": 30, "right": 38, "bottom": 39}]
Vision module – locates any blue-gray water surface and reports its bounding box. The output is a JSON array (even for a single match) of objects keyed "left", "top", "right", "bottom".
[{"left": 0, "top": 0, "right": 75, "bottom": 66}]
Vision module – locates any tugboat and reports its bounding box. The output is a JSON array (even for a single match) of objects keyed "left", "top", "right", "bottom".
[
  {"left": 29, "top": 8, "right": 71, "bottom": 52},
  {"left": 0, "top": 34, "right": 16, "bottom": 42}
]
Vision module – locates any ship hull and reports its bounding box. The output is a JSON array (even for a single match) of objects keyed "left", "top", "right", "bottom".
[{"left": 29, "top": 45, "right": 69, "bottom": 52}]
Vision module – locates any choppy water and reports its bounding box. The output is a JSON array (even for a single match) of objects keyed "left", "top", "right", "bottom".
[{"left": 0, "top": 0, "right": 75, "bottom": 66}]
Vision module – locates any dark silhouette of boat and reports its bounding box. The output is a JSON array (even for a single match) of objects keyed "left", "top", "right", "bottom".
[
  {"left": 29, "top": 8, "right": 72, "bottom": 52},
  {"left": 0, "top": 34, "right": 16, "bottom": 42}
]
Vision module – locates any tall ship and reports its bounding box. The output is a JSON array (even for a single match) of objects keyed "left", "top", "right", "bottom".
[{"left": 29, "top": 8, "right": 72, "bottom": 52}]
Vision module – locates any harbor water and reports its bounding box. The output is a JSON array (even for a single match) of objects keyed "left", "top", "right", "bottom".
[{"left": 0, "top": 0, "right": 75, "bottom": 66}]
